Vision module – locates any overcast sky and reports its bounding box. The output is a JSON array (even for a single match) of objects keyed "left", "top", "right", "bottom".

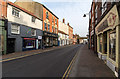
[{"left": 9, "top": 0, "right": 92, "bottom": 37}]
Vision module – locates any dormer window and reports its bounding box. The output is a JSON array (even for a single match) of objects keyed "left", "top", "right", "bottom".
[{"left": 12, "top": 8, "right": 20, "bottom": 18}]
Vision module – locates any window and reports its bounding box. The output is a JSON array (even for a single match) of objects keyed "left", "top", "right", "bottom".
[
  {"left": 46, "top": 12, "right": 49, "bottom": 19},
  {"left": 56, "top": 28, "right": 57, "bottom": 33},
  {"left": 31, "top": 29, "right": 36, "bottom": 36},
  {"left": 48, "top": 24, "right": 50, "bottom": 31},
  {"left": 11, "top": 24, "right": 20, "bottom": 34},
  {"left": 102, "top": 0, "right": 107, "bottom": 14},
  {"left": 52, "top": 26, "right": 54, "bottom": 32},
  {"left": 44, "top": 23, "right": 47, "bottom": 31},
  {"left": 32, "top": 16, "right": 36, "bottom": 23},
  {"left": 99, "top": 35, "right": 102, "bottom": 53},
  {"left": 52, "top": 17, "right": 54, "bottom": 22},
  {"left": 55, "top": 19, "right": 57, "bottom": 25},
  {"left": 109, "top": 31, "right": 116, "bottom": 61},
  {"left": 12, "top": 8, "right": 20, "bottom": 17}
]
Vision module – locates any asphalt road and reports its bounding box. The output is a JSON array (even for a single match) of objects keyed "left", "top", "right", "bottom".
[{"left": 2, "top": 44, "right": 82, "bottom": 77}]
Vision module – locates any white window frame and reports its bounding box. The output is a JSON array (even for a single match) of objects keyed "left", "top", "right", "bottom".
[
  {"left": 12, "top": 8, "right": 20, "bottom": 18},
  {"left": 11, "top": 24, "right": 20, "bottom": 34}
]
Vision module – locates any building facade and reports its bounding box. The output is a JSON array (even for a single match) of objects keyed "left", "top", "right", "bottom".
[
  {"left": 68, "top": 23, "right": 73, "bottom": 45},
  {"left": 58, "top": 19, "right": 69, "bottom": 46},
  {"left": 15, "top": 1, "right": 59, "bottom": 47},
  {"left": 7, "top": 2, "right": 43, "bottom": 54},
  {"left": 73, "top": 34, "right": 77, "bottom": 44},
  {"left": 89, "top": 0, "right": 120, "bottom": 77},
  {"left": 42, "top": 5, "right": 59, "bottom": 47}
]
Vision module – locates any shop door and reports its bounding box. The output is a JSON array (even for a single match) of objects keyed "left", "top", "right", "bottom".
[
  {"left": 7, "top": 38, "right": 15, "bottom": 54},
  {"left": 38, "top": 40, "right": 41, "bottom": 49}
]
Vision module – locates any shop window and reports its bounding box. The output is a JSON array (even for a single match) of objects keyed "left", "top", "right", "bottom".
[
  {"left": 12, "top": 8, "right": 20, "bottom": 18},
  {"left": 31, "top": 29, "right": 36, "bottom": 36},
  {"left": 109, "top": 32, "right": 116, "bottom": 61},
  {"left": 23, "top": 39, "right": 36, "bottom": 49},
  {"left": 32, "top": 16, "right": 36, "bottom": 23},
  {"left": 11, "top": 24, "right": 20, "bottom": 34},
  {"left": 44, "top": 23, "right": 47, "bottom": 31},
  {"left": 99, "top": 35, "right": 102, "bottom": 53}
]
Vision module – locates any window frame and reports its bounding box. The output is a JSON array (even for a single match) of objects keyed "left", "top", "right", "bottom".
[
  {"left": 12, "top": 8, "right": 20, "bottom": 18},
  {"left": 11, "top": 24, "right": 20, "bottom": 34},
  {"left": 31, "top": 29, "right": 36, "bottom": 36}
]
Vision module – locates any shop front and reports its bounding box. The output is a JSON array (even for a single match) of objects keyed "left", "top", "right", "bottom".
[
  {"left": 7, "top": 22, "right": 43, "bottom": 53},
  {"left": 43, "top": 31, "right": 58, "bottom": 47},
  {"left": 95, "top": 4, "right": 120, "bottom": 77},
  {"left": 23, "top": 38, "right": 36, "bottom": 51}
]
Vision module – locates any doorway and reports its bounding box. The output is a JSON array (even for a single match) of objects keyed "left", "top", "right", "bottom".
[{"left": 7, "top": 38, "right": 15, "bottom": 54}]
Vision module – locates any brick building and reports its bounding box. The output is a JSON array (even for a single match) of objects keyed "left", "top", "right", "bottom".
[
  {"left": 68, "top": 23, "right": 73, "bottom": 45},
  {"left": 89, "top": 0, "right": 120, "bottom": 77}
]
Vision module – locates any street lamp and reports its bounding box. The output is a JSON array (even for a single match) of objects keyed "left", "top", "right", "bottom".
[{"left": 83, "top": 13, "right": 90, "bottom": 17}]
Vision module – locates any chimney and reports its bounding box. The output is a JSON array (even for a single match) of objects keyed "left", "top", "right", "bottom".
[
  {"left": 63, "top": 18, "right": 65, "bottom": 23},
  {"left": 67, "top": 23, "right": 69, "bottom": 26}
]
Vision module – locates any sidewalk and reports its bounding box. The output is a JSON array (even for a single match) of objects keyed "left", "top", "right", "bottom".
[
  {"left": 69, "top": 45, "right": 115, "bottom": 77},
  {"left": 2, "top": 45, "right": 72, "bottom": 62}
]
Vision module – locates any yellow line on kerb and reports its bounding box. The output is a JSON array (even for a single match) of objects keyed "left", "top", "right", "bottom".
[
  {"left": 62, "top": 51, "right": 78, "bottom": 79},
  {"left": 0, "top": 52, "right": 42, "bottom": 62}
]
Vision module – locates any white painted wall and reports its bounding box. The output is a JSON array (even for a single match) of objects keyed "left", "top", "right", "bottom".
[
  {"left": 7, "top": 5, "right": 42, "bottom": 30},
  {"left": 59, "top": 21, "right": 69, "bottom": 35}
]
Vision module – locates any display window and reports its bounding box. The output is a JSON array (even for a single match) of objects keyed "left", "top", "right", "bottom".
[
  {"left": 23, "top": 38, "right": 36, "bottom": 49},
  {"left": 99, "top": 34, "right": 102, "bottom": 53},
  {"left": 109, "top": 31, "right": 116, "bottom": 61}
]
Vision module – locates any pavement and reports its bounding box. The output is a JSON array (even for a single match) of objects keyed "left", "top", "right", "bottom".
[{"left": 69, "top": 44, "right": 115, "bottom": 77}]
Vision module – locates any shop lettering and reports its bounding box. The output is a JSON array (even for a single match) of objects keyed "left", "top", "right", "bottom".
[{"left": 97, "top": 20, "right": 108, "bottom": 33}]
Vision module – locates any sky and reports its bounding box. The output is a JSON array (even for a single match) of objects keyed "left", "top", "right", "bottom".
[{"left": 9, "top": 0, "right": 92, "bottom": 37}]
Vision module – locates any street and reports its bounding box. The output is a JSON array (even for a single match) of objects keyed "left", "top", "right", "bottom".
[{"left": 2, "top": 45, "right": 81, "bottom": 77}]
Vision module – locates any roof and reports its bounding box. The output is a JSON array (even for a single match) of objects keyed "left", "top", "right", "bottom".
[
  {"left": 7, "top": 1, "right": 42, "bottom": 21},
  {"left": 42, "top": 4, "right": 59, "bottom": 19}
]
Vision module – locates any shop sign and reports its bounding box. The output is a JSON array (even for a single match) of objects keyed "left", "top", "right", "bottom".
[
  {"left": 38, "top": 36, "right": 42, "bottom": 39},
  {"left": 95, "top": 5, "right": 119, "bottom": 35},
  {"left": 24, "top": 38, "right": 36, "bottom": 40},
  {"left": 43, "top": 31, "right": 58, "bottom": 37}
]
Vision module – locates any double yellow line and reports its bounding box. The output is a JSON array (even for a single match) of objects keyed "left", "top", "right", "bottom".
[{"left": 62, "top": 51, "right": 78, "bottom": 79}]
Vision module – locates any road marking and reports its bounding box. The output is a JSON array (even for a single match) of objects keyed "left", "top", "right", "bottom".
[
  {"left": 0, "top": 52, "right": 42, "bottom": 62},
  {"left": 62, "top": 49, "right": 79, "bottom": 79}
]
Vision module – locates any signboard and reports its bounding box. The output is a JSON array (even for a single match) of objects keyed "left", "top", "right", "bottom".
[
  {"left": 43, "top": 31, "right": 58, "bottom": 37},
  {"left": 38, "top": 36, "right": 42, "bottom": 39},
  {"left": 95, "top": 5, "right": 119, "bottom": 35}
]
